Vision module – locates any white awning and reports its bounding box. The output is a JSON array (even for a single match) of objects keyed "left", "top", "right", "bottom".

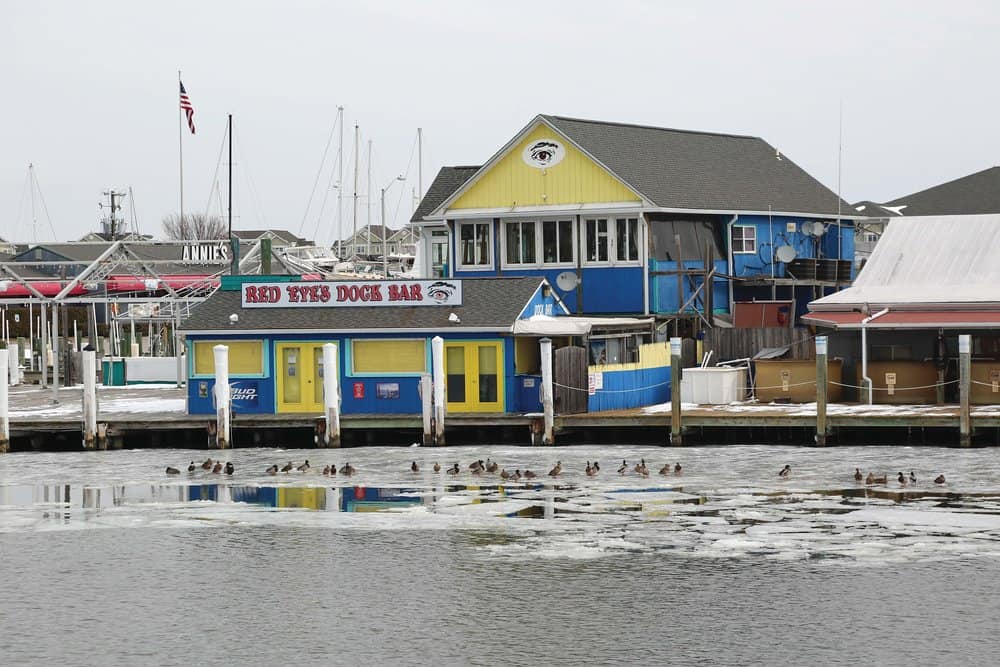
[{"left": 512, "top": 315, "right": 654, "bottom": 336}]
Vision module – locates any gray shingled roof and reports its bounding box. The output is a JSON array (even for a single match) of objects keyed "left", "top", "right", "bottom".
[
  {"left": 10, "top": 242, "right": 231, "bottom": 275},
  {"left": 180, "top": 276, "right": 545, "bottom": 333},
  {"left": 881, "top": 166, "right": 1000, "bottom": 216},
  {"left": 852, "top": 200, "right": 902, "bottom": 218},
  {"left": 410, "top": 166, "right": 480, "bottom": 223},
  {"left": 542, "top": 115, "right": 850, "bottom": 215}
]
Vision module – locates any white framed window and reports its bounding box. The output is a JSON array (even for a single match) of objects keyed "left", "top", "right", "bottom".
[
  {"left": 584, "top": 217, "right": 641, "bottom": 266},
  {"left": 615, "top": 217, "right": 639, "bottom": 262},
  {"left": 457, "top": 222, "right": 492, "bottom": 269},
  {"left": 863, "top": 231, "right": 879, "bottom": 243},
  {"left": 585, "top": 218, "right": 610, "bottom": 263},
  {"left": 500, "top": 219, "right": 575, "bottom": 268},
  {"left": 504, "top": 221, "right": 537, "bottom": 265},
  {"left": 543, "top": 220, "right": 574, "bottom": 264},
  {"left": 731, "top": 225, "right": 756, "bottom": 254}
]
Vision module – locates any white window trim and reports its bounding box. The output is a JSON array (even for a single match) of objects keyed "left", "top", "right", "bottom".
[
  {"left": 455, "top": 220, "right": 494, "bottom": 271},
  {"left": 731, "top": 224, "right": 757, "bottom": 255},
  {"left": 582, "top": 216, "right": 643, "bottom": 268},
  {"left": 499, "top": 218, "right": 577, "bottom": 269}
]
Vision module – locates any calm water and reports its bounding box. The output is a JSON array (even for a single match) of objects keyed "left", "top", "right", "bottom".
[{"left": 3, "top": 445, "right": 1000, "bottom": 666}]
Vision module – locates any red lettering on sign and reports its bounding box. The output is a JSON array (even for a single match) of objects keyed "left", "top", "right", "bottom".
[
  {"left": 336, "top": 285, "right": 349, "bottom": 302},
  {"left": 268, "top": 286, "right": 280, "bottom": 302},
  {"left": 320, "top": 285, "right": 331, "bottom": 302},
  {"left": 245, "top": 286, "right": 258, "bottom": 303},
  {"left": 409, "top": 284, "right": 422, "bottom": 300},
  {"left": 286, "top": 285, "right": 299, "bottom": 303}
]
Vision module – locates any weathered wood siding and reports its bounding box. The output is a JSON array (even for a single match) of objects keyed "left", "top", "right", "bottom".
[{"left": 703, "top": 327, "right": 815, "bottom": 362}]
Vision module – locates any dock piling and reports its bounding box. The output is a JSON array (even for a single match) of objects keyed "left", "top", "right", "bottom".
[
  {"left": 960, "top": 334, "right": 971, "bottom": 447},
  {"left": 670, "top": 337, "right": 683, "bottom": 445},
  {"left": 540, "top": 337, "right": 554, "bottom": 445},
  {"left": 213, "top": 344, "right": 230, "bottom": 449},
  {"left": 420, "top": 374, "right": 433, "bottom": 445},
  {"left": 432, "top": 336, "right": 446, "bottom": 446},
  {"left": 321, "top": 342, "right": 340, "bottom": 447},
  {"left": 816, "top": 335, "right": 828, "bottom": 446},
  {"left": 0, "top": 349, "right": 8, "bottom": 453},
  {"left": 8, "top": 342, "right": 18, "bottom": 386},
  {"left": 82, "top": 350, "right": 98, "bottom": 449}
]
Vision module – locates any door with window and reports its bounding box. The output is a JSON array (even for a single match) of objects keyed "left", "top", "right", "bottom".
[
  {"left": 444, "top": 342, "right": 504, "bottom": 412},
  {"left": 275, "top": 342, "right": 332, "bottom": 413}
]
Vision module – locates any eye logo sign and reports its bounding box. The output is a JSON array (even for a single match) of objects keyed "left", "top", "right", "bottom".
[
  {"left": 427, "top": 281, "right": 458, "bottom": 302},
  {"left": 521, "top": 139, "right": 565, "bottom": 168}
]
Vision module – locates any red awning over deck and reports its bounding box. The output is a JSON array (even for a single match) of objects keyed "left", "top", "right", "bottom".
[{"left": 803, "top": 310, "right": 1000, "bottom": 330}]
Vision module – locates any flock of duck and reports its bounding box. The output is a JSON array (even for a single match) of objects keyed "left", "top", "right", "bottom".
[
  {"left": 164, "top": 457, "right": 683, "bottom": 480},
  {"left": 166, "top": 457, "right": 948, "bottom": 486},
  {"left": 850, "top": 467, "right": 947, "bottom": 486}
]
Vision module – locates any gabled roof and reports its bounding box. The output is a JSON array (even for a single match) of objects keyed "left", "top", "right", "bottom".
[
  {"left": 419, "top": 115, "right": 851, "bottom": 219},
  {"left": 9, "top": 242, "right": 231, "bottom": 275},
  {"left": 181, "top": 276, "right": 550, "bottom": 333},
  {"left": 410, "top": 166, "right": 480, "bottom": 223},
  {"left": 880, "top": 166, "right": 1000, "bottom": 216},
  {"left": 548, "top": 115, "right": 851, "bottom": 215},
  {"left": 852, "top": 200, "right": 903, "bottom": 218},
  {"left": 232, "top": 229, "right": 306, "bottom": 245},
  {"left": 809, "top": 214, "right": 1000, "bottom": 311}
]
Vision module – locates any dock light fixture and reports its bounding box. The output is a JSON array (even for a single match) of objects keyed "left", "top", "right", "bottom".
[
  {"left": 448, "top": 312, "right": 460, "bottom": 324},
  {"left": 229, "top": 313, "right": 239, "bottom": 324}
]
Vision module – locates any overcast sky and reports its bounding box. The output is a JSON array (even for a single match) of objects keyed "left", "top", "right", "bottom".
[{"left": 3, "top": 1, "right": 998, "bottom": 245}]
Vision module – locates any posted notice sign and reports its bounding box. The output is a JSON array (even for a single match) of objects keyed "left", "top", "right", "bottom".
[{"left": 241, "top": 280, "right": 462, "bottom": 308}]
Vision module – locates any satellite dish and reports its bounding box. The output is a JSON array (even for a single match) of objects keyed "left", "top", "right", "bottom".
[
  {"left": 810, "top": 222, "right": 827, "bottom": 236},
  {"left": 555, "top": 271, "right": 579, "bottom": 291},
  {"left": 800, "top": 221, "right": 815, "bottom": 236},
  {"left": 775, "top": 245, "right": 797, "bottom": 263}
]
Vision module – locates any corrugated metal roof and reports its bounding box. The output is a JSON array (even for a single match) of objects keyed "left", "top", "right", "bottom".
[{"left": 810, "top": 214, "right": 1000, "bottom": 309}]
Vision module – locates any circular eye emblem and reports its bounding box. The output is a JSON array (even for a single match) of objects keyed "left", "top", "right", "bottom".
[{"left": 522, "top": 139, "right": 565, "bottom": 168}]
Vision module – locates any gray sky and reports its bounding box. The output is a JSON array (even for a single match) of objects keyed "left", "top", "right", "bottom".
[{"left": 3, "top": 0, "right": 999, "bottom": 245}]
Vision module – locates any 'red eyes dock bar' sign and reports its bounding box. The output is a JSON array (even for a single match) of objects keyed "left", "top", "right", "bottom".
[{"left": 241, "top": 280, "right": 462, "bottom": 308}]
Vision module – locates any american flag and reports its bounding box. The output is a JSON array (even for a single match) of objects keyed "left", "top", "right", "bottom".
[{"left": 179, "top": 81, "right": 196, "bottom": 134}]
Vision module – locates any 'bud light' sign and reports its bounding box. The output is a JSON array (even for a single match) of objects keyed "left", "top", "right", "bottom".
[{"left": 230, "top": 380, "right": 259, "bottom": 408}]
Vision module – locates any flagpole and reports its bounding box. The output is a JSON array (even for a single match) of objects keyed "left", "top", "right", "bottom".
[{"left": 178, "top": 70, "right": 184, "bottom": 228}]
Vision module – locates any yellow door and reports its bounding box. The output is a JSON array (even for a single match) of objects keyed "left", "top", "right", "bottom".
[
  {"left": 275, "top": 343, "right": 330, "bottom": 413},
  {"left": 445, "top": 342, "right": 504, "bottom": 413}
]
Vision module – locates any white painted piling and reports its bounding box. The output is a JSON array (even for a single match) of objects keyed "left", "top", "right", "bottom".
[
  {"left": 7, "top": 342, "right": 18, "bottom": 386},
  {"left": 213, "top": 344, "right": 231, "bottom": 449},
  {"left": 420, "top": 374, "right": 433, "bottom": 445},
  {"left": 0, "top": 349, "right": 8, "bottom": 453},
  {"left": 322, "top": 342, "right": 340, "bottom": 447},
  {"left": 82, "top": 350, "right": 98, "bottom": 449},
  {"left": 959, "top": 334, "right": 971, "bottom": 448},
  {"left": 540, "top": 337, "right": 554, "bottom": 445},
  {"left": 432, "top": 335, "right": 446, "bottom": 445},
  {"left": 815, "top": 335, "right": 828, "bottom": 447}
]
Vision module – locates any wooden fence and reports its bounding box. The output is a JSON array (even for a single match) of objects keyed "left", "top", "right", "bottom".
[{"left": 703, "top": 327, "right": 815, "bottom": 362}]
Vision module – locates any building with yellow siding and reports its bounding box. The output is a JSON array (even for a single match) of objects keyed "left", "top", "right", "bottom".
[{"left": 411, "top": 114, "right": 860, "bottom": 327}]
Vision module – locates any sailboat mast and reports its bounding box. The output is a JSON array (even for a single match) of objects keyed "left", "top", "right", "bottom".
[
  {"left": 29, "top": 163, "right": 37, "bottom": 242},
  {"left": 352, "top": 124, "right": 359, "bottom": 260},
  {"left": 336, "top": 106, "right": 344, "bottom": 251},
  {"left": 366, "top": 139, "right": 372, "bottom": 256},
  {"left": 227, "top": 114, "right": 233, "bottom": 271},
  {"left": 418, "top": 127, "right": 423, "bottom": 199}
]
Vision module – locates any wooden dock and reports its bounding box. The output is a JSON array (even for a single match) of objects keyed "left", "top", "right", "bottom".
[{"left": 4, "top": 384, "right": 1000, "bottom": 450}]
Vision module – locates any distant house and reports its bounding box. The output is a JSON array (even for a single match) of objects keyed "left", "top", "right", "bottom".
[
  {"left": 805, "top": 214, "right": 1000, "bottom": 403},
  {"left": 334, "top": 224, "right": 405, "bottom": 260},
  {"left": 853, "top": 166, "right": 1000, "bottom": 264},
  {"left": 231, "top": 229, "right": 307, "bottom": 249},
  {"left": 411, "top": 114, "right": 857, "bottom": 323},
  {"left": 78, "top": 231, "right": 154, "bottom": 243}
]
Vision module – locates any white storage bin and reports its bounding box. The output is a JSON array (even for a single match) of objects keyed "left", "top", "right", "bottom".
[{"left": 679, "top": 367, "right": 747, "bottom": 404}]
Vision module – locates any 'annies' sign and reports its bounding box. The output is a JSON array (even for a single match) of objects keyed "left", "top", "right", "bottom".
[{"left": 241, "top": 280, "right": 462, "bottom": 308}]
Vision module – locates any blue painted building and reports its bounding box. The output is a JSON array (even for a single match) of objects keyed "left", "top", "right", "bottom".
[
  {"left": 179, "top": 275, "right": 663, "bottom": 416},
  {"left": 411, "top": 115, "right": 857, "bottom": 325}
]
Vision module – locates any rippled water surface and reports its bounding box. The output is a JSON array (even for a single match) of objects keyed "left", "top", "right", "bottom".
[{"left": 3, "top": 444, "right": 1000, "bottom": 665}]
